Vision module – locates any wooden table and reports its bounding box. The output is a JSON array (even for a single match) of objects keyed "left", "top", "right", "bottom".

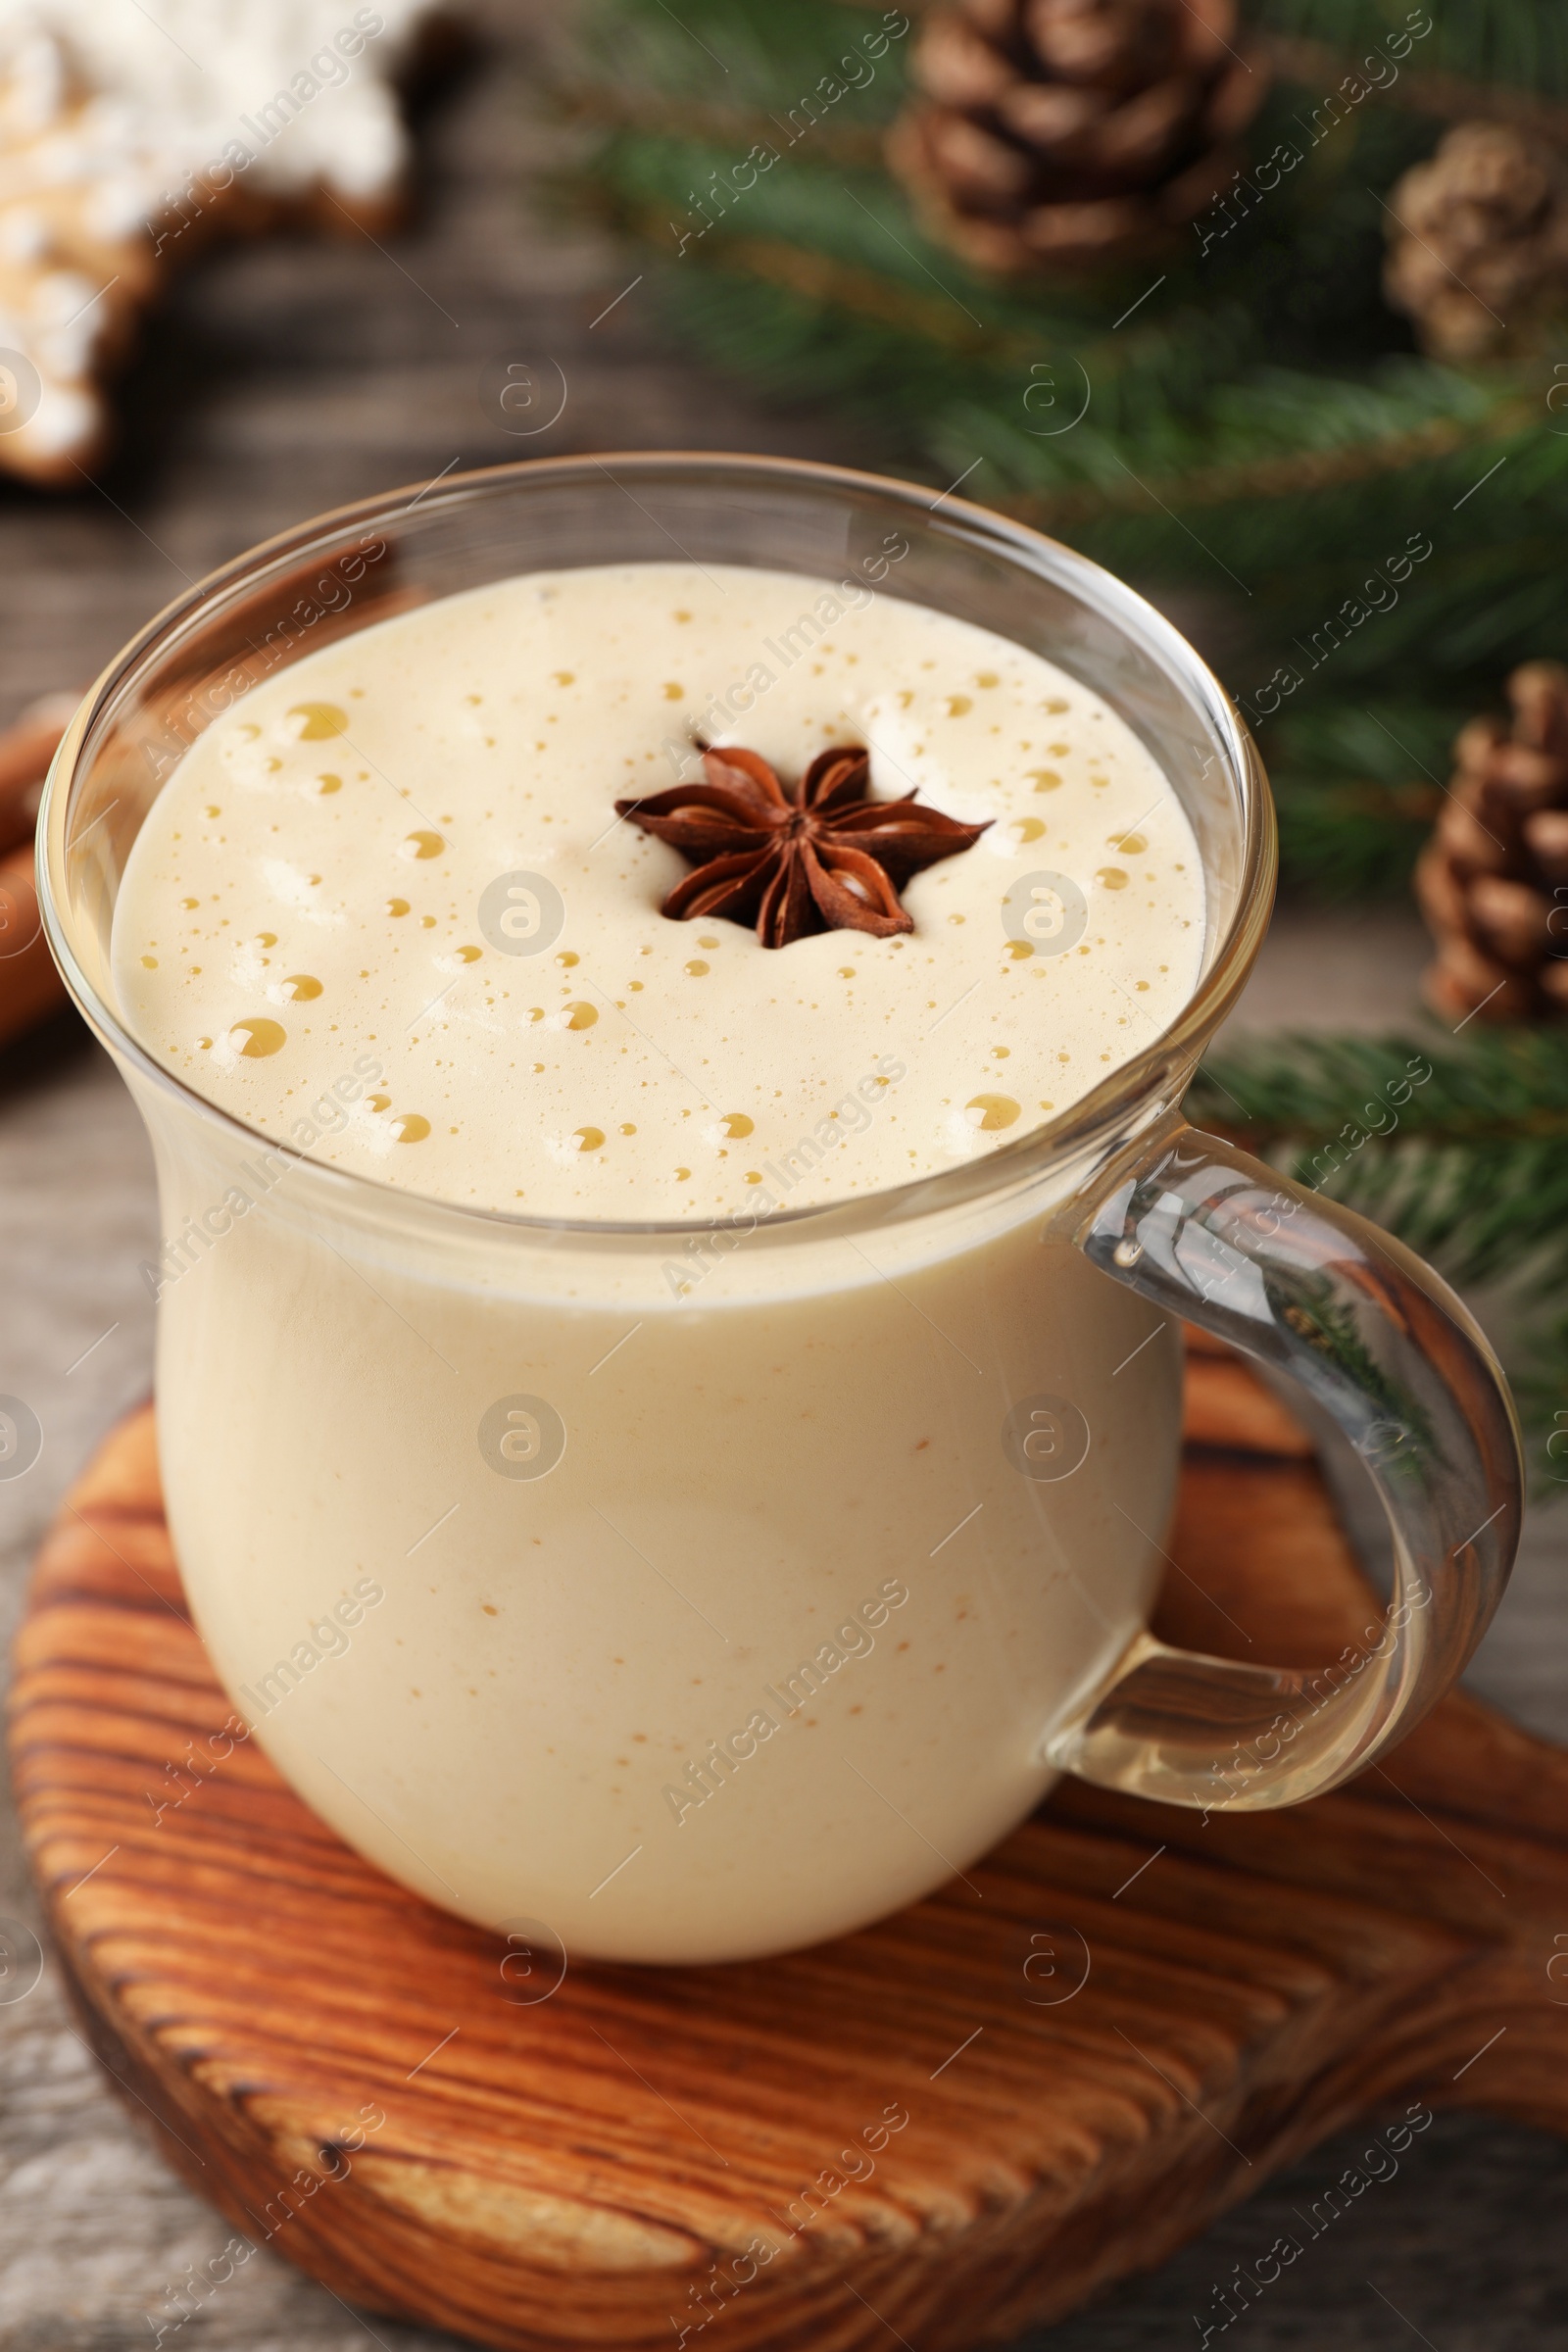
[{"left": 0, "top": 7, "right": 1564, "bottom": 2348}]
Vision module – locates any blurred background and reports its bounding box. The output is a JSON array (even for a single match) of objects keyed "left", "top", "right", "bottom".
[{"left": 3, "top": 0, "right": 1568, "bottom": 2343}]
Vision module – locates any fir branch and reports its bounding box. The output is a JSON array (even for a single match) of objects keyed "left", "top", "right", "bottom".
[
  {"left": 997, "top": 379, "right": 1533, "bottom": 528},
  {"left": 1258, "top": 31, "right": 1568, "bottom": 137},
  {"left": 656, "top": 225, "right": 1006, "bottom": 353},
  {"left": 1253, "top": 0, "right": 1568, "bottom": 100},
  {"left": 1270, "top": 771, "right": 1438, "bottom": 897},
  {"left": 564, "top": 0, "right": 1568, "bottom": 904},
  {"left": 560, "top": 84, "right": 889, "bottom": 165},
  {"left": 1189, "top": 1029, "right": 1568, "bottom": 1286},
  {"left": 1513, "top": 1313, "right": 1568, "bottom": 1489},
  {"left": 1190, "top": 1024, "right": 1568, "bottom": 1482},
  {"left": 1278, "top": 1278, "right": 1439, "bottom": 1455},
  {"left": 1259, "top": 699, "right": 1448, "bottom": 897}
]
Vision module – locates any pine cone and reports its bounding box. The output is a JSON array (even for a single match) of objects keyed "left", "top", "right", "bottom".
[
  {"left": 886, "top": 0, "right": 1266, "bottom": 276},
  {"left": 1383, "top": 122, "right": 1568, "bottom": 360},
  {"left": 1416, "top": 663, "right": 1568, "bottom": 1024}
]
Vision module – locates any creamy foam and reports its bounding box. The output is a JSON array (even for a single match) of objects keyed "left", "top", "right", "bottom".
[{"left": 113, "top": 563, "right": 1203, "bottom": 1216}]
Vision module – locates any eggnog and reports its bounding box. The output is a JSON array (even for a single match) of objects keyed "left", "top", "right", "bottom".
[
  {"left": 110, "top": 561, "right": 1205, "bottom": 1962},
  {"left": 115, "top": 563, "right": 1200, "bottom": 1215}
]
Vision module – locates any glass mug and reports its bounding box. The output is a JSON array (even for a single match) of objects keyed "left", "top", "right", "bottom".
[{"left": 39, "top": 455, "right": 1521, "bottom": 1966}]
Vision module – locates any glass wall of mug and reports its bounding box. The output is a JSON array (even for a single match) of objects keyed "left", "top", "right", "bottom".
[{"left": 41, "top": 456, "right": 1268, "bottom": 1963}]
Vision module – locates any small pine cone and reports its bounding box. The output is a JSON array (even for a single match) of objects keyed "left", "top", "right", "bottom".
[
  {"left": 1383, "top": 122, "right": 1568, "bottom": 359},
  {"left": 886, "top": 0, "right": 1266, "bottom": 276},
  {"left": 1416, "top": 662, "right": 1568, "bottom": 1023}
]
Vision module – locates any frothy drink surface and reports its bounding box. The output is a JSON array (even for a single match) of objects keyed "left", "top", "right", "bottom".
[{"left": 114, "top": 564, "right": 1203, "bottom": 1212}]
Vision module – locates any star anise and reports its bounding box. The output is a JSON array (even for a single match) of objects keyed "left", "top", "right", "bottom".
[{"left": 614, "top": 743, "right": 991, "bottom": 949}]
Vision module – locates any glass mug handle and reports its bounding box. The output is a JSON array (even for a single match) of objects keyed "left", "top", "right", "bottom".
[{"left": 1047, "top": 1122, "right": 1522, "bottom": 1812}]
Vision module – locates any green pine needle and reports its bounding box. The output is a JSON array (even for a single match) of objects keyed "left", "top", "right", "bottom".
[
  {"left": 1190, "top": 1028, "right": 1568, "bottom": 1483},
  {"left": 559, "top": 0, "right": 1568, "bottom": 901},
  {"left": 554, "top": 0, "right": 1568, "bottom": 1480}
]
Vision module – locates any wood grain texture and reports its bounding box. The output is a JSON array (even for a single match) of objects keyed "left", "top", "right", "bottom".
[{"left": 9, "top": 1346, "right": 1568, "bottom": 2352}]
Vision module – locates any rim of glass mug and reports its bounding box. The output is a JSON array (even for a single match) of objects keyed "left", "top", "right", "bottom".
[
  {"left": 36, "top": 450, "right": 1273, "bottom": 1244},
  {"left": 35, "top": 452, "right": 1522, "bottom": 1819}
]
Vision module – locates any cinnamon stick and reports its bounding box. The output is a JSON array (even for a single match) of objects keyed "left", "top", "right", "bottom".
[
  {"left": 0, "top": 696, "right": 78, "bottom": 1048},
  {"left": 0, "top": 695, "right": 74, "bottom": 857},
  {"left": 0, "top": 842, "right": 67, "bottom": 1048}
]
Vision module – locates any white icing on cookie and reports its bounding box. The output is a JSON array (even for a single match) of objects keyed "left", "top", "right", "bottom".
[{"left": 0, "top": 1, "right": 431, "bottom": 480}]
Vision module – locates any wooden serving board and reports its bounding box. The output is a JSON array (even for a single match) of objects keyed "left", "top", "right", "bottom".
[{"left": 11, "top": 1337, "right": 1568, "bottom": 2352}]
